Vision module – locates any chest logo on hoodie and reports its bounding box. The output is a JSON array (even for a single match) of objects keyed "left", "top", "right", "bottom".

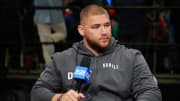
[
  {"left": 68, "top": 72, "right": 73, "bottom": 80},
  {"left": 102, "top": 63, "right": 119, "bottom": 70}
]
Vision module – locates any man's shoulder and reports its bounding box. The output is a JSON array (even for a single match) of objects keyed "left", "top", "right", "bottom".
[
  {"left": 117, "top": 42, "right": 139, "bottom": 51},
  {"left": 116, "top": 43, "right": 141, "bottom": 56},
  {"left": 53, "top": 47, "right": 75, "bottom": 58}
]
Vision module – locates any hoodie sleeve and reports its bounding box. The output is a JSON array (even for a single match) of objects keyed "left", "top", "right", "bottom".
[
  {"left": 31, "top": 54, "right": 63, "bottom": 101},
  {"left": 131, "top": 50, "right": 162, "bottom": 101}
]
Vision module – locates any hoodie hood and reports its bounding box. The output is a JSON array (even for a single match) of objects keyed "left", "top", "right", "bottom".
[{"left": 72, "top": 37, "right": 118, "bottom": 56}]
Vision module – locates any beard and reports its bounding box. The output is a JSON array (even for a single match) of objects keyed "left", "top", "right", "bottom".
[{"left": 86, "top": 37, "right": 111, "bottom": 53}]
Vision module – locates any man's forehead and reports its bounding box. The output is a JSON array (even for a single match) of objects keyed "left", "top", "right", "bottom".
[{"left": 82, "top": 14, "right": 110, "bottom": 25}]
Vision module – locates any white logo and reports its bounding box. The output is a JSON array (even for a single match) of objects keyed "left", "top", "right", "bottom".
[
  {"left": 68, "top": 72, "right": 73, "bottom": 80},
  {"left": 102, "top": 63, "right": 119, "bottom": 70}
]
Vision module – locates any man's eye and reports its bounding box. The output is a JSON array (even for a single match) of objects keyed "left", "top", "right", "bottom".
[
  {"left": 91, "top": 25, "right": 99, "bottom": 29},
  {"left": 104, "top": 23, "right": 110, "bottom": 27}
]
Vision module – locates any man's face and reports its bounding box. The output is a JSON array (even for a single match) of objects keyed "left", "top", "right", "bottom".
[{"left": 79, "top": 14, "right": 112, "bottom": 49}]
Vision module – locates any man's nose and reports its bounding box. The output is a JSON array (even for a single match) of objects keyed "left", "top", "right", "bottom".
[{"left": 100, "top": 26, "right": 107, "bottom": 34}]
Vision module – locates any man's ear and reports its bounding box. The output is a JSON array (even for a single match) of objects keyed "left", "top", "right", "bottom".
[{"left": 77, "top": 25, "right": 84, "bottom": 37}]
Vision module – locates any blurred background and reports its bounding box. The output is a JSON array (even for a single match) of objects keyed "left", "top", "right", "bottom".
[{"left": 0, "top": 0, "right": 180, "bottom": 101}]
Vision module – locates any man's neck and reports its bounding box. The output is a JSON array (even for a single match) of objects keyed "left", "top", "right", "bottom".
[{"left": 83, "top": 42, "right": 100, "bottom": 56}]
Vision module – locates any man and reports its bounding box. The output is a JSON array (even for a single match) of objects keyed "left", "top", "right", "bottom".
[{"left": 31, "top": 4, "right": 162, "bottom": 101}]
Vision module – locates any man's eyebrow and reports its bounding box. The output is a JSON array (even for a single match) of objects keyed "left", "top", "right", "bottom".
[
  {"left": 90, "top": 24, "right": 101, "bottom": 28},
  {"left": 104, "top": 22, "right": 111, "bottom": 24}
]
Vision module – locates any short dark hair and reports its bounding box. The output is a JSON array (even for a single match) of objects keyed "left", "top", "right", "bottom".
[{"left": 80, "top": 4, "right": 109, "bottom": 24}]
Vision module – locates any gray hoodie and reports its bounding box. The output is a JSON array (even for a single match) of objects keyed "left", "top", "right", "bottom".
[{"left": 31, "top": 38, "right": 162, "bottom": 101}]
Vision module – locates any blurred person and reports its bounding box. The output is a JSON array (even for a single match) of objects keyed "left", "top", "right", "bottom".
[
  {"left": 31, "top": 4, "right": 162, "bottom": 101},
  {"left": 33, "top": 0, "right": 67, "bottom": 64},
  {"left": 146, "top": 0, "right": 180, "bottom": 73}
]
